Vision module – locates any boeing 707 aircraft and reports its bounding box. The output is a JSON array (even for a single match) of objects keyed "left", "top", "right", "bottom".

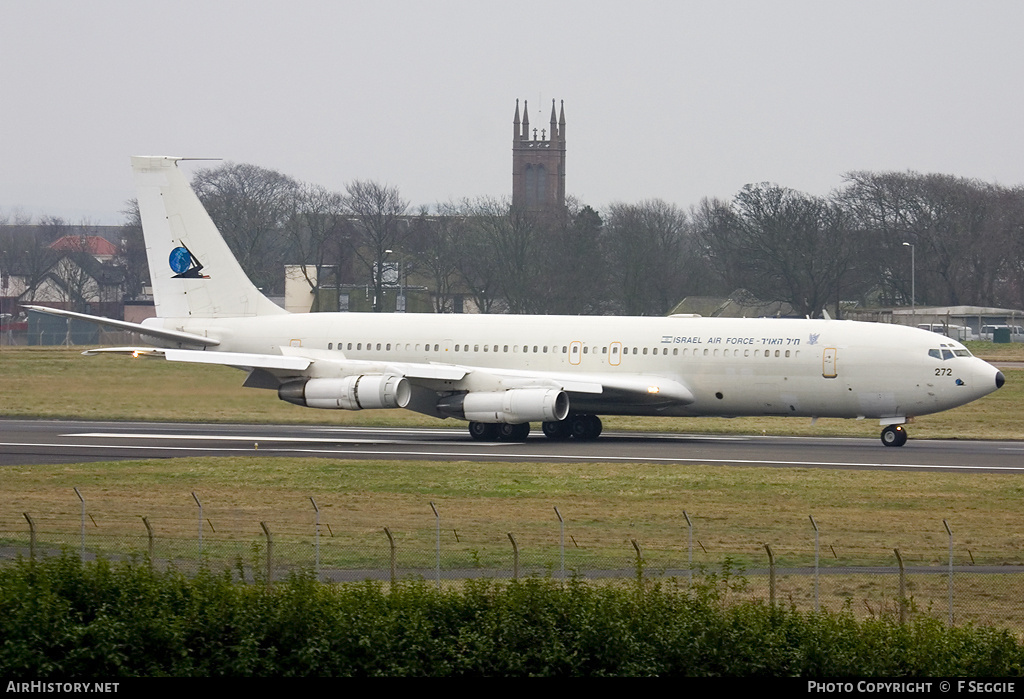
[{"left": 25, "top": 156, "right": 1005, "bottom": 446}]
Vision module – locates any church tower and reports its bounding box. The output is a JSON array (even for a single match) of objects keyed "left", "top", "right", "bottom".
[{"left": 512, "top": 98, "right": 566, "bottom": 214}]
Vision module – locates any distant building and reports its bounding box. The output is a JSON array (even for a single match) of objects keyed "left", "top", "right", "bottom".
[
  {"left": 512, "top": 98, "right": 566, "bottom": 214},
  {"left": 48, "top": 234, "right": 118, "bottom": 261}
]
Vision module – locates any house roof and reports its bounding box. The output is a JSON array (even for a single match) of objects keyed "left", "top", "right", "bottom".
[{"left": 49, "top": 235, "right": 118, "bottom": 256}]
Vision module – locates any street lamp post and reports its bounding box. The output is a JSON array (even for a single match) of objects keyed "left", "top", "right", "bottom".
[{"left": 902, "top": 242, "right": 915, "bottom": 325}]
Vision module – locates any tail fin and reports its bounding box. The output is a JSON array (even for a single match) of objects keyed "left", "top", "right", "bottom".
[{"left": 132, "top": 156, "right": 286, "bottom": 318}]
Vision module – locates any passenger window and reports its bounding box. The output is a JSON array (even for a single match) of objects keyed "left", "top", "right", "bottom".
[{"left": 328, "top": 343, "right": 333, "bottom": 350}]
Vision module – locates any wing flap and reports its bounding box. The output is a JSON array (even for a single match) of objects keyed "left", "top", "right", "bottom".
[{"left": 82, "top": 346, "right": 310, "bottom": 371}]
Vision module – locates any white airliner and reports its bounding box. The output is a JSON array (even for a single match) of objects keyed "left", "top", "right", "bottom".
[{"left": 26, "top": 156, "right": 1005, "bottom": 447}]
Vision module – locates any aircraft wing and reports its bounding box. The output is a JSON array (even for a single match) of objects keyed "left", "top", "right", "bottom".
[{"left": 23, "top": 305, "right": 218, "bottom": 348}]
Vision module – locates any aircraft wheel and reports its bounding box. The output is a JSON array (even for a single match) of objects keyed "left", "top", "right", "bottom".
[
  {"left": 469, "top": 421, "right": 500, "bottom": 441},
  {"left": 497, "top": 422, "right": 531, "bottom": 442},
  {"left": 570, "top": 414, "right": 602, "bottom": 440},
  {"left": 881, "top": 424, "right": 907, "bottom": 447},
  {"left": 542, "top": 419, "right": 572, "bottom": 440}
]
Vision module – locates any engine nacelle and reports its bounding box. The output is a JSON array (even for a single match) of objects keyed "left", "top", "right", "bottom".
[
  {"left": 436, "top": 388, "right": 570, "bottom": 424},
  {"left": 278, "top": 375, "right": 411, "bottom": 410}
]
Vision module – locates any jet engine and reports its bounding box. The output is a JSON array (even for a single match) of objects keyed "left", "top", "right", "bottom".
[
  {"left": 436, "top": 388, "right": 570, "bottom": 424},
  {"left": 278, "top": 375, "right": 411, "bottom": 410}
]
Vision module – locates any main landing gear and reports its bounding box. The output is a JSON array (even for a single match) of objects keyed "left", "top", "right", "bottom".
[
  {"left": 544, "top": 414, "right": 602, "bottom": 441},
  {"left": 880, "top": 424, "right": 908, "bottom": 447},
  {"left": 468, "top": 421, "right": 530, "bottom": 442},
  {"left": 467, "top": 414, "right": 603, "bottom": 442}
]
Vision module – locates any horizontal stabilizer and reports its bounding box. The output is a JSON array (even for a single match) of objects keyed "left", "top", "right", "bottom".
[{"left": 23, "top": 305, "right": 218, "bottom": 347}]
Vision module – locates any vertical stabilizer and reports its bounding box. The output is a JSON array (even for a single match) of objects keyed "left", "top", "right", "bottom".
[{"left": 132, "top": 156, "right": 286, "bottom": 318}]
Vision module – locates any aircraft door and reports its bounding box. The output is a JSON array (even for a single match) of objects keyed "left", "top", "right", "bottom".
[
  {"left": 822, "top": 348, "right": 838, "bottom": 378},
  {"left": 609, "top": 341, "right": 622, "bottom": 366},
  {"left": 569, "top": 341, "right": 582, "bottom": 366}
]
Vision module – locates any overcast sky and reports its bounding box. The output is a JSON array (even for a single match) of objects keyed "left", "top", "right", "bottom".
[{"left": 3, "top": 0, "right": 1023, "bottom": 224}]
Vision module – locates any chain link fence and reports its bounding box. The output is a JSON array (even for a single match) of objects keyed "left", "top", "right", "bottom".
[{"left": 3, "top": 499, "right": 1024, "bottom": 633}]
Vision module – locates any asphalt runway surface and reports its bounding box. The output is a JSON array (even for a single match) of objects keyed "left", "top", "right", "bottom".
[{"left": 2, "top": 418, "right": 1023, "bottom": 473}]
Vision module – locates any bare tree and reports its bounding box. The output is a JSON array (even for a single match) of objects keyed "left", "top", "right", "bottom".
[
  {"left": 116, "top": 199, "right": 150, "bottom": 301},
  {"left": 286, "top": 183, "right": 348, "bottom": 311},
  {"left": 420, "top": 203, "right": 465, "bottom": 312},
  {"left": 699, "top": 184, "right": 866, "bottom": 318},
  {"left": 534, "top": 201, "right": 606, "bottom": 315},
  {"left": 603, "top": 199, "right": 695, "bottom": 315},
  {"left": 341, "top": 180, "right": 409, "bottom": 312},
  {"left": 191, "top": 162, "right": 299, "bottom": 294},
  {"left": 842, "top": 171, "right": 1009, "bottom": 307}
]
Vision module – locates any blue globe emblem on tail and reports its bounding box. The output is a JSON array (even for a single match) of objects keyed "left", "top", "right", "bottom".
[
  {"left": 168, "top": 245, "right": 206, "bottom": 278},
  {"left": 169, "top": 246, "right": 192, "bottom": 274}
]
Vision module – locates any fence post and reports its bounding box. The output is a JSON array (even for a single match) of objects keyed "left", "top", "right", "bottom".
[
  {"left": 631, "top": 538, "right": 643, "bottom": 579},
  {"left": 683, "top": 510, "right": 693, "bottom": 583},
  {"left": 943, "top": 519, "right": 954, "bottom": 626},
  {"left": 764, "top": 543, "right": 775, "bottom": 608},
  {"left": 384, "top": 527, "right": 396, "bottom": 585},
  {"left": 142, "top": 516, "right": 154, "bottom": 567},
  {"left": 809, "top": 515, "right": 820, "bottom": 612},
  {"left": 894, "top": 548, "right": 906, "bottom": 624},
  {"left": 507, "top": 532, "right": 519, "bottom": 580},
  {"left": 554, "top": 506, "right": 565, "bottom": 579},
  {"left": 192, "top": 492, "right": 203, "bottom": 557},
  {"left": 430, "top": 502, "right": 440, "bottom": 589},
  {"left": 310, "top": 497, "right": 320, "bottom": 580},
  {"left": 260, "top": 521, "right": 273, "bottom": 588},
  {"left": 73, "top": 487, "right": 85, "bottom": 561},
  {"left": 23, "top": 513, "right": 35, "bottom": 560}
]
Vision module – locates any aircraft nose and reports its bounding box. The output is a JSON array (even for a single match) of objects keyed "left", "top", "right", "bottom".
[{"left": 996, "top": 371, "right": 1005, "bottom": 389}]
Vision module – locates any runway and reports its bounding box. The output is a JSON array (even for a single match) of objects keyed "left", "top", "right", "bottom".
[{"left": 2, "top": 418, "right": 1023, "bottom": 473}]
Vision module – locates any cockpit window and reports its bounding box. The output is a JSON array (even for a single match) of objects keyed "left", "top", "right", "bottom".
[{"left": 930, "top": 348, "right": 972, "bottom": 360}]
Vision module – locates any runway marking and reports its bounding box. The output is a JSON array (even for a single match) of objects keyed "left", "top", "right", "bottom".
[
  {"left": 7, "top": 440, "right": 1024, "bottom": 471},
  {"left": 67, "top": 432, "right": 410, "bottom": 445}
]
